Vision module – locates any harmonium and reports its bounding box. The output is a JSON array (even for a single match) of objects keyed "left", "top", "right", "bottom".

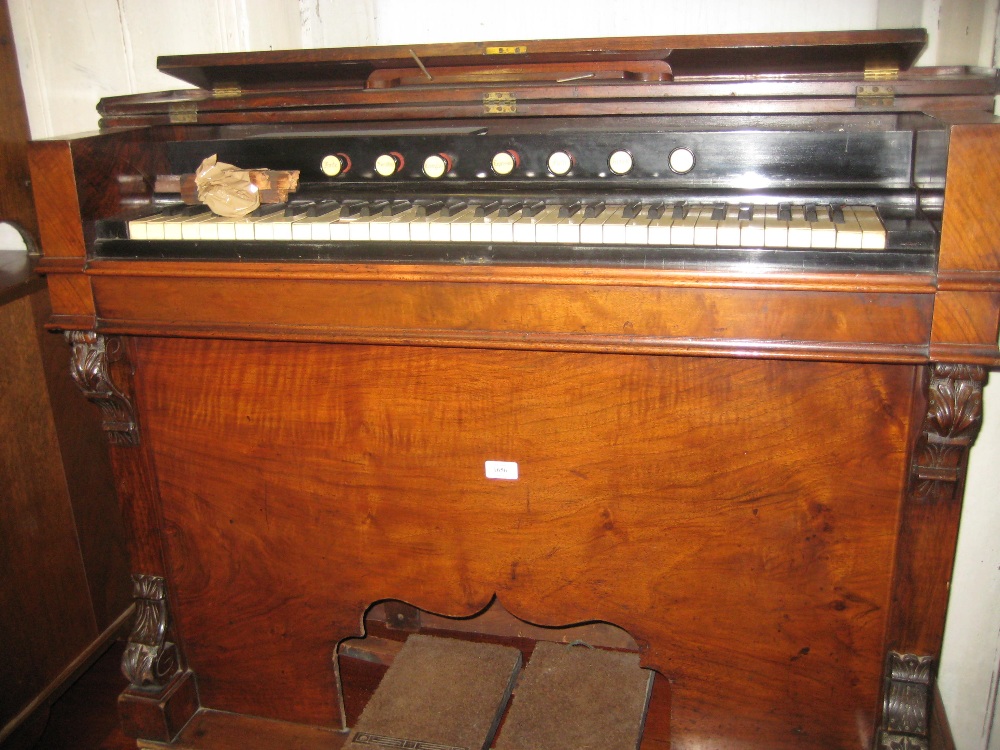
[{"left": 28, "top": 28, "right": 1000, "bottom": 750}]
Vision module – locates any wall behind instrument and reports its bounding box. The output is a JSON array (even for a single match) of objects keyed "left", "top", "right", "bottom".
[{"left": 7, "top": 1, "right": 1000, "bottom": 748}]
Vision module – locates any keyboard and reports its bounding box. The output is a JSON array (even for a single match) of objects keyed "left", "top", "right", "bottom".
[{"left": 128, "top": 200, "right": 887, "bottom": 250}]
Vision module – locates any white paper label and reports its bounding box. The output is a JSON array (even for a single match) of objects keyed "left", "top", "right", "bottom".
[{"left": 485, "top": 461, "right": 519, "bottom": 480}]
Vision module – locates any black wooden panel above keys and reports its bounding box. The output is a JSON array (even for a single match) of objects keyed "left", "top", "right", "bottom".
[{"left": 163, "top": 127, "right": 932, "bottom": 189}]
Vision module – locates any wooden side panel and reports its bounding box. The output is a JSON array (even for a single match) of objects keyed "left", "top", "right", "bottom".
[
  {"left": 135, "top": 338, "right": 919, "bottom": 750},
  {"left": 0, "top": 292, "right": 98, "bottom": 729},
  {"left": 939, "top": 124, "right": 1000, "bottom": 275},
  {"left": 930, "top": 290, "right": 1000, "bottom": 363},
  {"left": 27, "top": 140, "right": 86, "bottom": 258}
]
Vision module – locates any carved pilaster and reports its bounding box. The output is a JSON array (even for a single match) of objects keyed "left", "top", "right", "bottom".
[
  {"left": 910, "top": 363, "right": 986, "bottom": 503},
  {"left": 66, "top": 331, "right": 139, "bottom": 445},
  {"left": 122, "top": 574, "right": 179, "bottom": 691},
  {"left": 878, "top": 652, "right": 934, "bottom": 750}
]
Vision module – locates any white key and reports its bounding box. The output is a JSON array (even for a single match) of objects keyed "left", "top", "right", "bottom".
[
  {"left": 787, "top": 205, "right": 812, "bottom": 248},
  {"left": 469, "top": 213, "right": 494, "bottom": 242},
  {"left": 290, "top": 206, "right": 338, "bottom": 241},
  {"left": 329, "top": 209, "right": 365, "bottom": 241},
  {"left": 647, "top": 209, "right": 674, "bottom": 245},
  {"left": 531, "top": 206, "right": 563, "bottom": 244},
  {"left": 162, "top": 211, "right": 208, "bottom": 240},
  {"left": 670, "top": 205, "right": 701, "bottom": 245},
  {"left": 716, "top": 205, "right": 741, "bottom": 247},
  {"left": 835, "top": 207, "right": 864, "bottom": 249},
  {"left": 387, "top": 207, "right": 422, "bottom": 241},
  {"left": 408, "top": 208, "right": 440, "bottom": 242},
  {"left": 198, "top": 215, "right": 237, "bottom": 240},
  {"left": 624, "top": 207, "right": 652, "bottom": 245},
  {"left": 448, "top": 207, "right": 478, "bottom": 242},
  {"left": 853, "top": 206, "right": 887, "bottom": 250},
  {"left": 370, "top": 205, "right": 412, "bottom": 241},
  {"left": 491, "top": 209, "right": 522, "bottom": 243},
  {"left": 694, "top": 205, "right": 722, "bottom": 246},
  {"left": 268, "top": 209, "right": 310, "bottom": 241},
  {"left": 128, "top": 212, "right": 165, "bottom": 240},
  {"left": 809, "top": 205, "right": 837, "bottom": 249},
  {"left": 740, "top": 205, "right": 765, "bottom": 247},
  {"left": 600, "top": 206, "right": 629, "bottom": 244},
  {"left": 140, "top": 212, "right": 174, "bottom": 240},
  {"left": 556, "top": 209, "right": 586, "bottom": 244},
  {"left": 763, "top": 205, "right": 788, "bottom": 248},
  {"left": 580, "top": 206, "right": 611, "bottom": 244}
]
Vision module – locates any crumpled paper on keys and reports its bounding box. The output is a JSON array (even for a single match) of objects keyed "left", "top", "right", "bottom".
[{"left": 194, "top": 155, "right": 260, "bottom": 217}]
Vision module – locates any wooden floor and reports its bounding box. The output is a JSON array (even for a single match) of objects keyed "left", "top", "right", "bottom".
[{"left": 30, "top": 641, "right": 133, "bottom": 750}]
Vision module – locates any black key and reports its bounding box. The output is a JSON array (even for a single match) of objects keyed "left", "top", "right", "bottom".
[
  {"left": 388, "top": 200, "right": 412, "bottom": 216},
  {"left": 647, "top": 202, "right": 665, "bottom": 220},
  {"left": 306, "top": 200, "right": 340, "bottom": 217},
  {"left": 622, "top": 202, "right": 643, "bottom": 220},
  {"left": 521, "top": 201, "right": 545, "bottom": 218},
  {"left": 181, "top": 204, "right": 212, "bottom": 217},
  {"left": 672, "top": 202, "right": 687, "bottom": 220},
  {"left": 804, "top": 204, "right": 818, "bottom": 223},
  {"left": 366, "top": 200, "right": 391, "bottom": 217},
  {"left": 777, "top": 203, "right": 791, "bottom": 222},
  {"left": 246, "top": 204, "right": 286, "bottom": 218},
  {"left": 498, "top": 201, "right": 524, "bottom": 218},
  {"left": 475, "top": 200, "right": 502, "bottom": 217},
  {"left": 284, "top": 202, "right": 314, "bottom": 218},
  {"left": 341, "top": 201, "right": 368, "bottom": 217},
  {"left": 831, "top": 206, "right": 845, "bottom": 224},
  {"left": 442, "top": 201, "right": 468, "bottom": 217},
  {"left": 558, "top": 201, "right": 582, "bottom": 218},
  {"left": 584, "top": 201, "right": 606, "bottom": 219},
  {"left": 738, "top": 204, "right": 753, "bottom": 221},
  {"left": 711, "top": 203, "right": 727, "bottom": 221},
  {"left": 415, "top": 200, "right": 446, "bottom": 217}
]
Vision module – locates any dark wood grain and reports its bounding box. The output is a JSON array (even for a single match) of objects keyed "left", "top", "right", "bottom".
[
  {"left": 0, "top": 293, "right": 99, "bottom": 729},
  {"left": 132, "top": 337, "right": 918, "bottom": 748}
]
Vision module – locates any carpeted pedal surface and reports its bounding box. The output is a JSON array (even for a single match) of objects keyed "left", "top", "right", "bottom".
[
  {"left": 346, "top": 634, "right": 522, "bottom": 750},
  {"left": 494, "top": 641, "right": 653, "bottom": 750}
]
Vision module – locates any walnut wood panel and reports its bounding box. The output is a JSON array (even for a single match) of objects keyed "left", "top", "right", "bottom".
[
  {"left": 27, "top": 141, "right": 87, "bottom": 258},
  {"left": 0, "top": 292, "right": 98, "bottom": 730},
  {"left": 930, "top": 290, "right": 1000, "bottom": 364},
  {"left": 89, "top": 275, "right": 933, "bottom": 362},
  {"left": 45, "top": 272, "right": 96, "bottom": 328},
  {"left": 133, "top": 337, "right": 919, "bottom": 749},
  {"left": 939, "top": 124, "right": 1000, "bottom": 275}
]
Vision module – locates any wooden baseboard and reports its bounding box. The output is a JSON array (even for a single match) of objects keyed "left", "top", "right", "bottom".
[
  {"left": 137, "top": 710, "right": 347, "bottom": 750},
  {"left": 0, "top": 604, "right": 134, "bottom": 746}
]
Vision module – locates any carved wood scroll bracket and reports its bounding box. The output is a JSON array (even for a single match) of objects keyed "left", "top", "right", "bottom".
[
  {"left": 878, "top": 652, "right": 934, "bottom": 750},
  {"left": 122, "top": 574, "right": 180, "bottom": 691},
  {"left": 66, "top": 331, "right": 139, "bottom": 445},
  {"left": 910, "top": 363, "right": 986, "bottom": 503}
]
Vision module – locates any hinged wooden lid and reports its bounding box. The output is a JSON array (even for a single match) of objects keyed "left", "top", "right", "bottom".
[{"left": 157, "top": 29, "right": 928, "bottom": 91}]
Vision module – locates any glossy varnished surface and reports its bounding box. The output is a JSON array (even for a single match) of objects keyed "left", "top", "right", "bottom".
[{"left": 134, "top": 337, "right": 918, "bottom": 748}]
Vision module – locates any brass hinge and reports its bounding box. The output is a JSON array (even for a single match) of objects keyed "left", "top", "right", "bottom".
[
  {"left": 486, "top": 45, "right": 527, "bottom": 55},
  {"left": 212, "top": 83, "right": 242, "bottom": 99},
  {"left": 167, "top": 102, "right": 198, "bottom": 124},
  {"left": 856, "top": 85, "right": 895, "bottom": 108},
  {"left": 864, "top": 58, "right": 899, "bottom": 81},
  {"left": 484, "top": 91, "right": 516, "bottom": 115}
]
